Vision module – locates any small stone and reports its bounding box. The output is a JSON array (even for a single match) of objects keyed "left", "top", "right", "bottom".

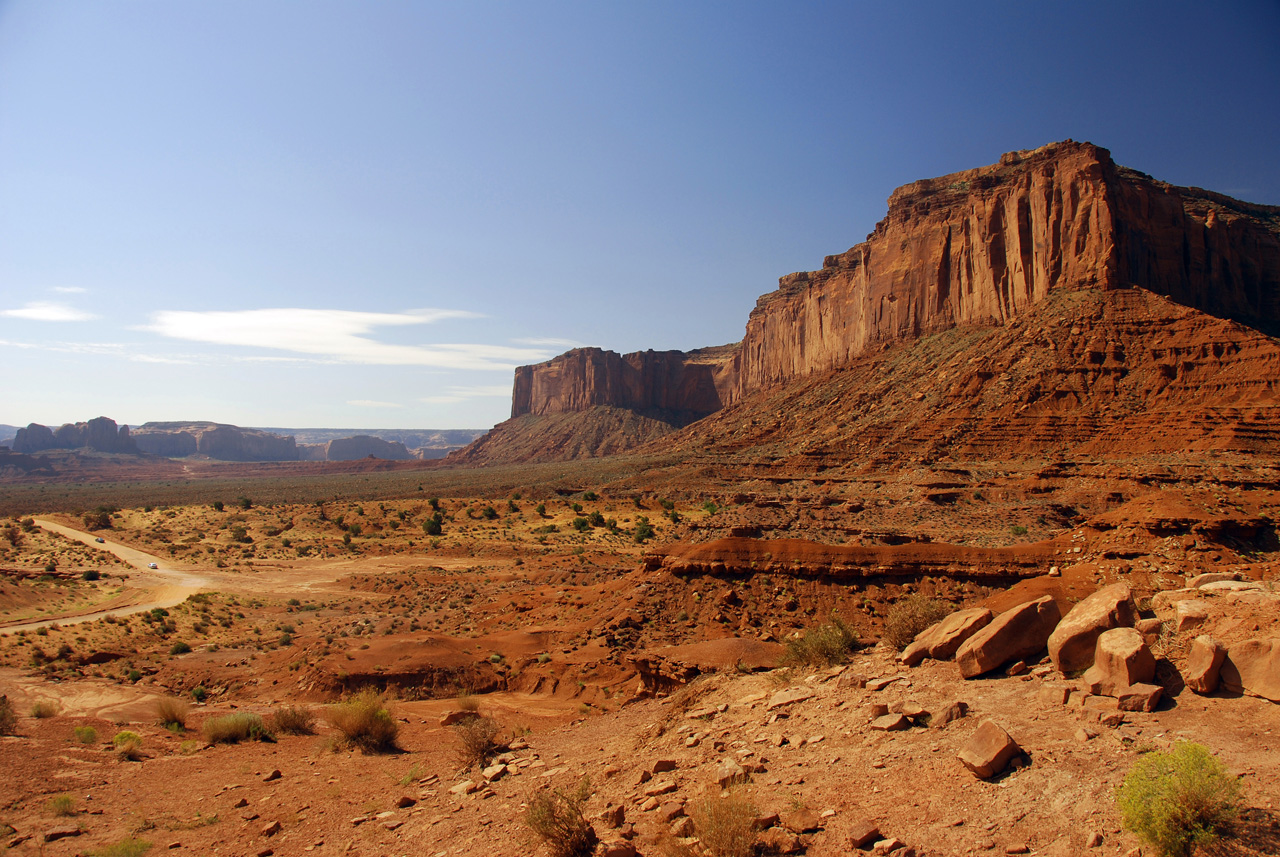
[
  {"left": 930, "top": 701, "right": 968, "bottom": 728},
  {"left": 872, "top": 838, "right": 904, "bottom": 855},
  {"left": 782, "top": 808, "right": 822, "bottom": 833},
  {"left": 639, "top": 797, "right": 659, "bottom": 812},
  {"left": 262, "top": 769, "right": 282, "bottom": 782},
  {"left": 651, "top": 759, "right": 678, "bottom": 774},
  {"left": 849, "top": 819, "right": 882, "bottom": 848},
  {"left": 395, "top": 796, "right": 416, "bottom": 809},
  {"left": 767, "top": 687, "right": 815, "bottom": 709},
  {"left": 643, "top": 779, "right": 677, "bottom": 797},
  {"left": 599, "top": 805, "right": 625, "bottom": 829},
  {"left": 1117, "top": 683, "right": 1162, "bottom": 712},
  {"left": 43, "top": 826, "right": 83, "bottom": 843},
  {"left": 670, "top": 817, "right": 695, "bottom": 837},
  {"left": 958, "top": 721, "right": 1020, "bottom": 779},
  {"left": 657, "top": 801, "right": 685, "bottom": 823},
  {"left": 598, "top": 840, "right": 637, "bottom": 857},
  {"left": 233, "top": 798, "right": 249, "bottom": 808},
  {"left": 871, "top": 714, "right": 910, "bottom": 732},
  {"left": 259, "top": 821, "right": 282, "bottom": 837},
  {"left": 382, "top": 819, "right": 404, "bottom": 831},
  {"left": 1086, "top": 831, "right": 1103, "bottom": 847},
  {"left": 1006, "top": 846, "right": 1030, "bottom": 855}
]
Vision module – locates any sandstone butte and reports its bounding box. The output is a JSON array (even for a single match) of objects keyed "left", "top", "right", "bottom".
[{"left": 454, "top": 139, "right": 1280, "bottom": 464}]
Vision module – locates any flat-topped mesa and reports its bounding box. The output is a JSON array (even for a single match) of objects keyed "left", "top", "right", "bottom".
[
  {"left": 510, "top": 344, "right": 738, "bottom": 424},
  {"left": 732, "top": 140, "right": 1280, "bottom": 397}
]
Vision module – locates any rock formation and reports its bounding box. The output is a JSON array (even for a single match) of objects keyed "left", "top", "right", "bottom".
[
  {"left": 465, "top": 140, "right": 1280, "bottom": 463},
  {"left": 132, "top": 422, "right": 297, "bottom": 462},
  {"left": 324, "top": 435, "right": 412, "bottom": 462},
  {"left": 13, "top": 417, "right": 137, "bottom": 454}
]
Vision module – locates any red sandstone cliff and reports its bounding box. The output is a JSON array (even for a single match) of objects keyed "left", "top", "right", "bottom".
[{"left": 462, "top": 141, "right": 1280, "bottom": 463}]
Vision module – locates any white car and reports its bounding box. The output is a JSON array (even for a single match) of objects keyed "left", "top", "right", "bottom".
[{"left": 147, "top": 562, "right": 158, "bottom": 569}]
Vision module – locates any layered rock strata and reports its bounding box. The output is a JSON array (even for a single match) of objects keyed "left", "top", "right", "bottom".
[{"left": 13, "top": 417, "right": 136, "bottom": 454}]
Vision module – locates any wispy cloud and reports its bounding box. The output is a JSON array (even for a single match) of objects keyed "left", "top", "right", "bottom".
[
  {"left": 348, "top": 399, "right": 404, "bottom": 408},
  {"left": 1, "top": 301, "right": 95, "bottom": 322},
  {"left": 52, "top": 286, "right": 88, "bottom": 294},
  {"left": 421, "top": 384, "right": 513, "bottom": 405},
  {"left": 143, "top": 308, "right": 552, "bottom": 370}
]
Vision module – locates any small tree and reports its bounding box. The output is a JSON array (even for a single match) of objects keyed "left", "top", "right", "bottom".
[{"left": 1117, "top": 742, "right": 1240, "bottom": 857}]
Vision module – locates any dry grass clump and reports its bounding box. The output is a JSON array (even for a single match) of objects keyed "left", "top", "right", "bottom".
[
  {"left": 688, "top": 788, "right": 759, "bottom": 857},
  {"left": 456, "top": 689, "right": 480, "bottom": 712},
  {"left": 202, "top": 712, "right": 273, "bottom": 745},
  {"left": 0, "top": 695, "right": 16, "bottom": 735},
  {"left": 524, "top": 777, "right": 595, "bottom": 857},
  {"left": 74, "top": 725, "right": 98, "bottom": 744},
  {"left": 327, "top": 689, "right": 399, "bottom": 753},
  {"left": 271, "top": 705, "right": 316, "bottom": 735},
  {"left": 882, "top": 595, "right": 948, "bottom": 650},
  {"left": 47, "top": 793, "right": 75, "bottom": 816},
  {"left": 30, "top": 699, "right": 60, "bottom": 719},
  {"left": 453, "top": 713, "right": 501, "bottom": 770},
  {"left": 783, "top": 615, "right": 859, "bottom": 667},
  {"left": 154, "top": 696, "right": 189, "bottom": 730},
  {"left": 112, "top": 730, "right": 143, "bottom": 760}
]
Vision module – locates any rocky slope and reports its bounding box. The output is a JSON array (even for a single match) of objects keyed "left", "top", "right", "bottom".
[{"left": 467, "top": 141, "right": 1280, "bottom": 463}]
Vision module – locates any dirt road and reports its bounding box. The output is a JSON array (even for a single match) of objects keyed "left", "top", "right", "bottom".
[{"left": 0, "top": 520, "right": 215, "bottom": 633}]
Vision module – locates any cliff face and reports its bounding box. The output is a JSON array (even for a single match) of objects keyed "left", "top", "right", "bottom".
[
  {"left": 14, "top": 417, "right": 137, "bottom": 454},
  {"left": 730, "top": 141, "right": 1280, "bottom": 398},
  {"left": 508, "top": 141, "right": 1280, "bottom": 418},
  {"left": 325, "top": 435, "right": 412, "bottom": 461},
  {"left": 510, "top": 345, "right": 738, "bottom": 423},
  {"left": 132, "top": 423, "right": 298, "bottom": 462}
]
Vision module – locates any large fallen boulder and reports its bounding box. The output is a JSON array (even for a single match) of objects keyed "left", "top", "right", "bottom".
[
  {"left": 1184, "top": 635, "right": 1227, "bottom": 694},
  {"left": 957, "top": 720, "right": 1021, "bottom": 779},
  {"left": 1220, "top": 638, "right": 1280, "bottom": 703},
  {"left": 900, "top": 607, "right": 992, "bottom": 666},
  {"left": 1047, "top": 583, "right": 1138, "bottom": 674},
  {"left": 1081, "top": 627, "right": 1155, "bottom": 697},
  {"left": 955, "top": 596, "right": 1062, "bottom": 679}
]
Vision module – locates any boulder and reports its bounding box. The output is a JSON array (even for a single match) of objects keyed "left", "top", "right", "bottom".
[
  {"left": 849, "top": 819, "right": 882, "bottom": 848},
  {"left": 1184, "top": 635, "right": 1227, "bottom": 694},
  {"left": 956, "top": 597, "right": 1062, "bottom": 679},
  {"left": 900, "top": 608, "right": 993, "bottom": 666},
  {"left": 1174, "top": 600, "right": 1209, "bottom": 634},
  {"left": 1117, "top": 683, "right": 1162, "bottom": 712},
  {"left": 930, "top": 701, "right": 968, "bottom": 728},
  {"left": 957, "top": 720, "right": 1020, "bottom": 779},
  {"left": 870, "top": 714, "right": 910, "bottom": 732},
  {"left": 1047, "top": 583, "right": 1138, "bottom": 674},
  {"left": 1081, "top": 628, "right": 1155, "bottom": 697},
  {"left": 1220, "top": 638, "right": 1280, "bottom": 702}
]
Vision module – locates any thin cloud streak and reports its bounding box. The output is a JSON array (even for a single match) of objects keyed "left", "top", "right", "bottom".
[
  {"left": 1, "top": 301, "right": 95, "bottom": 322},
  {"left": 421, "top": 384, "right": 512, "bottom": 405},
  {"left": 348, "top": 399, "right": 404, "bottom": 408},
  {"left": 143, "top": 308, "right": 553, "bottom": 370}
]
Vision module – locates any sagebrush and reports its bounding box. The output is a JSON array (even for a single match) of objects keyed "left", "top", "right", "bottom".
[
  {"left": 452, "top": 713, "right": 501, "bottom": 770},
  {"left": 784, "top": 615, "right": 859, "bottom": 667},
  {"left": 524, "top": 777, "right": 595, "bottom": 857},
  {"left": 327, "top": 689, "right": 399, "bottom": 753},
  {"left": 0, "top": 695, "right": 16, "bottom": 735},
  {"left": 882, "top": 595, "right": 948, "bottom": 650},
  {"left": 202, "top": 712, "right": 273, "bottom": 745},
  {"left": 154, "top": 696, "right": 189, "bottom": 730},
  {"left": 1117, "top": 742, "right": 1240, "bottom": 857},
  {"left": 271, "top": 705, "right": 316, "bottom": 735},
  {"left": 689, "top": 788, "right": 759, "bottom": 857}
]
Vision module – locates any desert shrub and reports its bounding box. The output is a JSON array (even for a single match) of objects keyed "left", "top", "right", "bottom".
[
  {"left": 1117, "top": 742, "right": 1240, "bottom": 857},
  {"left": 0, "top": 695, "right": 16, "bottom": 735},
  {"left": 113, "top": 730, "right": 143, "bottom": 760},
  {"left": 47, "top": 793, "right": 75, "bottom": 816},
  {"left": 452, "top": 714, "right": 501, "bottom": 770},
  {"left": 154, "top": 696, "right": 189, "bottom": 730},
  {"left": 784, "top": 615, "right": 859, "bottom": 667},
  {"left": 689, "top": 788, "right": 759, "bottom": 857},
  {"left": 571, "top": 517, "right": 590, "bottom": 532},
  {"left": 271, "top": 705, "right": 316, "bottom": 735},
  {"left": 169, "top": 641, "right": 191, "bottom": 655},
  {"left": 74, "top": 725, "right": 98, "bottom": 744},
  {"left": 327, "top": 689, "right": 399, "bottom": 753},
  {"left": 82, "top": 569, "right": 101, "bottom": 581},
  {"left": 31, "top": 699, "right": 60, "bottom": 718},
  {"left": 202, "top": 712, "right": 272, "bottom": 745},
  {"left": 634, "top": 516, "right": 655, "bottom": 543},
  {"left": 524, "top": 776, "right": 595, "bottom": 857},
  {"left": 90, "top": 838, "right": 153, "bottom": 857},
  {"left": 882, "top": 595, "right": 948, "bottom": 650},
  {"left": 456, "top": 689, "right": 480, "bottom": 712},
  {"left": 190, "top": 686, "right": 207, "bottom": 702}
]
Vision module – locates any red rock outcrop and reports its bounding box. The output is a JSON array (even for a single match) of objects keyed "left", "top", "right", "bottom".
[
  {"left": 510, "top": 345, "right": 738, "bottom": 422},
  {"left": 132, "top": 422, "right": 297, "bottom": 462},
  {"left": 478, "top": 141, "right": 1280, "bottom": 463},
  {"left": 13, "top": 417, "right": 136, "bottom": 454}
]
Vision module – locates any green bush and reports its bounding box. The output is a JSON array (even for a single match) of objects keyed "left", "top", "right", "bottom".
[
  {"left": 882, "top": 595, "right": 948, "bottom": 650},
  {"left": 113, "top": 730, "right": 143, "bottom": 760},
  {"left": 31, "top": 699, "right": 60, "bottom": 718},
  {"left": 169, "top": 641, "right": 192, "bottom": 655},
  {"left": 74, "top": 725, "right": 98, "bottom": 744},
  {"left": 202, "top": 712, "right": 272, "bottom": 745},
  {"left": 524, "top": 776, "right": 595, "bottom": 857},
  {"left": 784, "top": 615, "right": 859, "bottom": 667},
  {"left": 1117, "top": 742, "right": 1240, "bottom": 857},
  {"left": 327, "top": 689, "right": 399, "bottom": 753},
  {"left": 633, "top": 516, "right": 655, "bottom": 543}
]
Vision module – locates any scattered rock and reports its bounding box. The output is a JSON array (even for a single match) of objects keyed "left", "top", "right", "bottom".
[
  {"left": 1081, "top": 627, "right": 1155, "bottom": 697},
  {"left": 598, "top": 840, "right": 637, "bottom": 857},
  {"left": 395, "top": 796, "right": 416, "bottom": 809},
  {"left": 1184, "top": 635, "right": 1227, "bottom": 694},
  {"left": 262, "top": 769, "right": 282, "bottom": 783},
  {"left": 1047, "top": 583, "right": 1137, "bottom": 673},
  {"left": 643, "top": 780, "right": 677, "bottom": 797},
  {"left": 651, "top": 759, "right": 678, "bottom": 774},
  {"left": 43, "top": 826, "right": 82, "bottom": 843},
  {"left": 599, "top": 805, "right": 625, "bottom": 829},
  {"left": 871, "top": 713, "right": 910, "bottom": 732},
  {"left": 768, "top": 687, "right": 814, "bottom": 709},
  {"left": 1220, "top": 638, "right": 1280, "bottom": 702},
  {"left": 715, "top": 759, "right": 747, "bottom": 788},
  {"left": 670, "top": 816, "right": 695, "bottom": 837},
  {"left": 1175, "top": 600, "right": 1210, "bottom": 634},
  {"left": 1117, "top": 683, "right": 1162, "bottom": 712},
  {"left": 259, "top": 821, "right": 282, "bottom": 838},
  {"left": 957, "top": 597, "right": 1062, "bottom": 678},
  {"left": 957, "top": 720, "right": 1021, "bottom": 779},
  {"left": 782, "top": 807, "right": 822, "bottom": 833},
  {"left": 930, "top": 701, "right": 968, "bottom": 728},
  {"left": 849, "top": 819, "right": 882, "bottom": 848}
]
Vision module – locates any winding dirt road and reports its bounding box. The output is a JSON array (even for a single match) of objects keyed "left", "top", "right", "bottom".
[{"left": 0, "top": 520, "right": 215, "bottom": 633}]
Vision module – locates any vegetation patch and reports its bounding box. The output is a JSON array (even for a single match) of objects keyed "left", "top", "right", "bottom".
[
  {"left": 1117, "top": 742, "right": 1241, "bottom": 857},
  {"left": 524, "top": 776, "right": 595, "bottom": 857},
  {"left": 327, "top": 688, "right": 399, "bottom": 753}
]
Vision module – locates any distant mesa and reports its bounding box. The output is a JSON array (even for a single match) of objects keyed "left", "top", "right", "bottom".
[
  {"left": 8, "top": 419, "right": 482, "bottom": 463},
  {"left": 455, "top": 139, "right": 1280, "bottom": 465},
  {"left": 12, "top": 416, "right": 137, "bottom": 455}
]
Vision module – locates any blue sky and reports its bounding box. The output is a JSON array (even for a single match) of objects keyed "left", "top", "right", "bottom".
[{"left": 2, "top": 1, "right": 1278, "bottom": 430}]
